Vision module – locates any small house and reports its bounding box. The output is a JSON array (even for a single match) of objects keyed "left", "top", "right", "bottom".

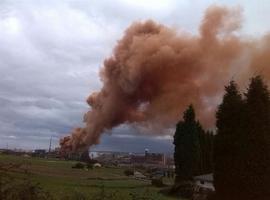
[
  {"left": 193, "top": 173, "right": 215, "bottom": 191},
  {"left": 134, "top": 171, "right": 146, "bottom": 179},
  {"left": 93, "top": 163, "right": 102, "bottom": 168}
]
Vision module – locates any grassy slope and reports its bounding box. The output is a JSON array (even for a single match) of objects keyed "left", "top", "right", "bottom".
[{"left": 0, "top": 154, "right": 179, "bottom": 199}]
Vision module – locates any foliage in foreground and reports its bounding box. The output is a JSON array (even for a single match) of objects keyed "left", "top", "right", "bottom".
[
  {"left": 214, "top": 76, "right": 270, "bottom": 200},
  {"left": 0, "top": 161, "right": 169, "bottom": 200},
  {"left": 0, "top": 163, "right": 53, "bottom": 200}
]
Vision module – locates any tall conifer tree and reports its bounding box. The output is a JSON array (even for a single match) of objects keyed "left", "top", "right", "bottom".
[
  {"left": 243, "top": 76, "right": 270, "bottom": 200},
  {"left": 214, "top": 81, "right": 244, "bottom": 199},
  {"left": 198, "top": 128, "right": 214, "bottom": 175},
  {"left": 174, "top": 105, "right": 200, "bottom": 183}
]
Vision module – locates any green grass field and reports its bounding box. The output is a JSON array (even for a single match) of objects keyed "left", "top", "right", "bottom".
[{"left": 0, "top": 154, "right": 180, "bottom": 199}]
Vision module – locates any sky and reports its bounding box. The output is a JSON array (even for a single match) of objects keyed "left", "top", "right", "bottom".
[{"left": 0, "top": 0, "right": 270, "bottom": 153}]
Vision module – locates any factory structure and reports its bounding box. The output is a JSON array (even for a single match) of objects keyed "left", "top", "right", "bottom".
[{"left": 0, "top": 135, "right": 174, "bottom": 170}]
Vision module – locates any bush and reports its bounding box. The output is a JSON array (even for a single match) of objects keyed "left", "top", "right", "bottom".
[
  {"left": 151, "top": 177, "right": 164, "bottom": 187},
  {"left": 129, "top": 188, "right": 159, "bottom": 200},
  {"left": 124, "top": 169, "right": 134, "bottom": 176},
  {"left": 59, "top": 190, "right": 88, "bottom": 200},
  {"left": 170, "top": 181, "right": 194, "bottom": 199},
  {"left": 72, "top": 162, "right": 85, "bottom": 169},
  {"left": 0, "top": 163, "right": 53, "bottom": 200},
  {"left": 86, "top": 163, "right": 93, "bottom": 169},
  {"left": 1, "top": 179, "right": 53, "bottom": 200},
  {"left": 91, "top": 185, "right": 125, "bottom": 200}
]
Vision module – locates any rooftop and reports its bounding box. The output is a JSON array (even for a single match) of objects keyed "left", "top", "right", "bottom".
[{"left": 193, "top": 173, "right": 213, "bottom": 182}]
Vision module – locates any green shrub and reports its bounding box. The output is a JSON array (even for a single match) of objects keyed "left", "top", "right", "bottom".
[
  {"left": 170, "top": 181, "right": 194, "bottom": 199},
  {"left": 72, "top": 162, "right": 85, "bottom": 169},
  {"left": 59, "top": 190, "right": 88, "bottom": 200},
  {"left": 151, "top": 177, "right": 164, "bottom": 187},
  {"left": 129, "top": 188, "right": 160, "bottom": 200},
  {"left": 124, "top": 169, "right": 134, "bottom": 176}
]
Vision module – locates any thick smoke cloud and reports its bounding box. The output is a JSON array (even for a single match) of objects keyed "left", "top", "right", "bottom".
[{"left": 60, "top": 5, "right": 270, "bottom": 152}]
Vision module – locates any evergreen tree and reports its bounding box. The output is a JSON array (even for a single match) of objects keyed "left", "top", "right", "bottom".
[
  {"left": 198, "top": 128, "right": 214, "bottom": 175},
  {"left": 197, "top": 122, "right": 206, "bottom": 175},
  {"left": 214, "top": 81, "right": 244, "bottom": 199},
  {"left": 207, "top": 131, "right": 215, "bottom": 173},
  {"left": 243, "top": 76, "right": 270, "bottom": 200},
  {"left": 173, "top": 105, "right": 200, "bottom": 183}
]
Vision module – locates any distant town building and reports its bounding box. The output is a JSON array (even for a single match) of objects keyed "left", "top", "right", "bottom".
[
  {"left": 64, "top": 151, "right": 84, "bottom": 161},
  {"left": 90, "top": 151, "right": 131, "bottom": 166},
  {"left": 89, "top": 150, "right": 174, "bottom": 173},
  {"left": 34, "top": 149, "right": 46, "bottom": 154},
  {"left": 33, "top": 149, "right": 46, "bottom": 157},
  {"left": 131, "top": 150, "right": 166, "bottom": 167}
]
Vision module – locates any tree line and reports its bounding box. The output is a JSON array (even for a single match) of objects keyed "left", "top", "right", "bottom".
[{"left": 173, "top": 76, "right": 270, "bottom": 200}]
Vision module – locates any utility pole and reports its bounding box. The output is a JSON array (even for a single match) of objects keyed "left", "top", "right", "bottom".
[{"left": 49, "top": 136, "right": 52, "bottom": 153}]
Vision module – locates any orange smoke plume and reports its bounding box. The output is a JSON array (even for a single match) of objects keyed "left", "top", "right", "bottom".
[{"left": 60, "top": 5, "right": 270, "bottom": 152}]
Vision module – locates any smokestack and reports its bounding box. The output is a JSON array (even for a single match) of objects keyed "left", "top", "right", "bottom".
[{"left": 60, "top": 5, "right": 270, "bottom": 153}]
